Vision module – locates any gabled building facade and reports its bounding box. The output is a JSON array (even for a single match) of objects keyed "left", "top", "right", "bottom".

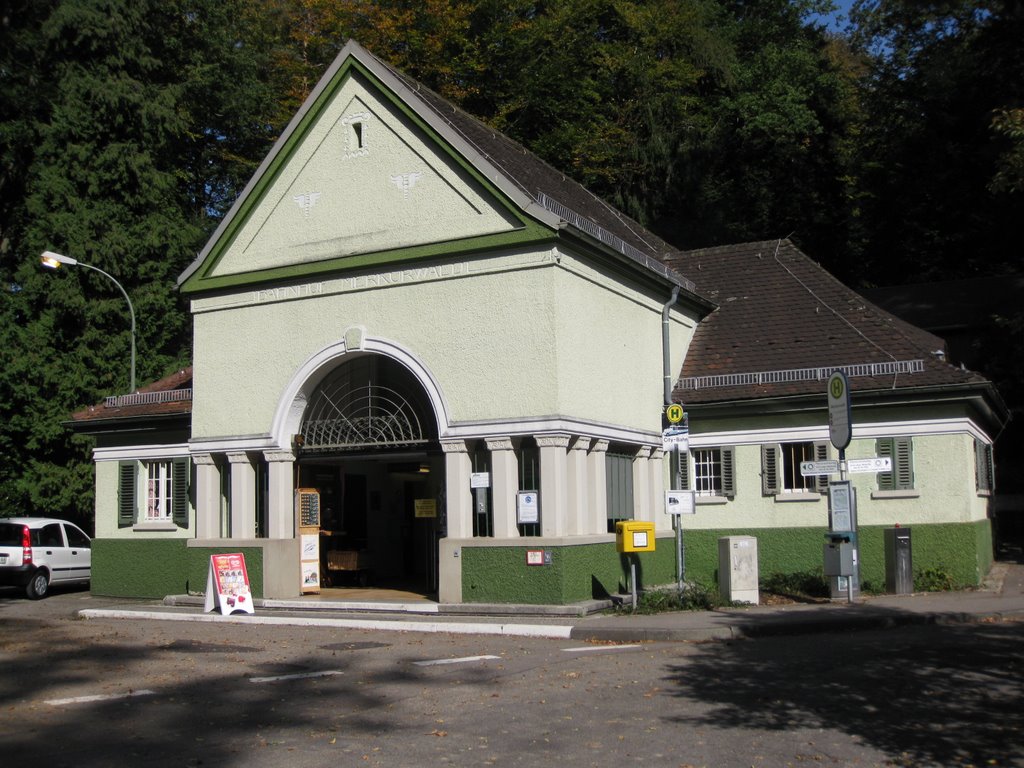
[
  {"left": 74, "top": 43, "right": 1008, "bottom": 603},
  {"left": 78, "top": 40, "right": 710, "bottom": 602}
]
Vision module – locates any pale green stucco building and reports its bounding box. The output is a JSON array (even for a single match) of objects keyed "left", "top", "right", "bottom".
[{"left": 73, "top": 42, "right": 1008, "bottom": 604}]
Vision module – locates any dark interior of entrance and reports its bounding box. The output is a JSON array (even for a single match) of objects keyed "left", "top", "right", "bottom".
[
  {"left": 296, "top": 354, "right": 441, "bottom": 594},
  {"left": 297, "top": 456, "right": 442, "bottom": 593}
]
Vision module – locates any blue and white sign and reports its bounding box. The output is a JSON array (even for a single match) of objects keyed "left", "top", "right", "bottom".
[{"left": 517, "top": 492, "right": 539, "bottom": 524}]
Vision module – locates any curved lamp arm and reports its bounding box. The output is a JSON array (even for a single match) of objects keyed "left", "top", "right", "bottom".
[{"left": 41, "top": 250, "right": 136, "bottom": 393}]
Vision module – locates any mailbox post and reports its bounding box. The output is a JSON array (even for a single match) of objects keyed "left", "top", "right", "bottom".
[{"left": 616, "top": 521, "right": 655, "bottom": 611}]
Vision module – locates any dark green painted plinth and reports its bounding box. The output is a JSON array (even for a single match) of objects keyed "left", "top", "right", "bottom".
[
  {"left": 91, "top": 539, "right": 266, "bottom": 599},
  {"left": 460, "top": 520, "right": 992, "bottom": 604}
]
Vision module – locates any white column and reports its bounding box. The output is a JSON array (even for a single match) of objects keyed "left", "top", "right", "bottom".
[
  {"left": 649, "top": 448, "right": 669, "bottom": 531},
  {"left": 566, "top": 437, "right": 591, "bottom": 535},
  {"left": 193, "top": 453, "right": 221, "bottom": 539},
  {"left": 537, "top": 434, "right": 570, "bottom": 537},
  {"left": 264, "top": 450, "right": 296, "bottom": 539},
  {"left": 587, "top": 439, "right": 609, "bottom": 534},
  {"left": 633, "top": 446, "right": 652, "bottom": 522},
  {"left": 442, "top": 440, "right": 473, "bottom": 539},
  {"left": 486, "top": 436, "right": 519, "bottom": 538},
  {"left": 227, "top": 452, "right": 257, "bottom": 539}
]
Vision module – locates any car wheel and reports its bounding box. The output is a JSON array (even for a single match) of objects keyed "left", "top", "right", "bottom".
[{"left": 26, "top": 570, "right": 49, "bottom": 600}]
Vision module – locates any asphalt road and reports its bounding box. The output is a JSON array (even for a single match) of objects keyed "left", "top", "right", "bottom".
[{"left": 2, "top": 587, "right": 1021, "bottom": 767}]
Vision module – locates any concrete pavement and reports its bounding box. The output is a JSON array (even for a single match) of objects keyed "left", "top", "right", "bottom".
[{"left": 77, "top": 561, "right": 1024, "bottom": 643}]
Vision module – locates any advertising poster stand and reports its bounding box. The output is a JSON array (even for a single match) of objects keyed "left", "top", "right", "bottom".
[
  {"left": 295, "top": 488, "right": 322, "bottom": 594},
  {"left": 203, "top": 553, "right": 255, "bottom": 616}
]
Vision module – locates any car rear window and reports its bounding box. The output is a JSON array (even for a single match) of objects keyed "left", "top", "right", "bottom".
[{"left": 0, "top": 523, "right": 25, "bottom": 547}]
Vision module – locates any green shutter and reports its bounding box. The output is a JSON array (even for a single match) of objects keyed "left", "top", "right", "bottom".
[
  {"left": 876, "top": 438, "right": 895, "bottom": 490},
  {"left": 117, "top": 461, "right": 137, "bottom": 527},
  {"left": 814, "top": 442, "right": 830, "bottom": 494},
  {"left": 877, "top": 438, "right": 913, "bottom": 490},
  {"left": 893, "top": 437, "right": 914, "bottom": 490},
  {"left": 172, "top": 457, "right": 190, "bottom": 527},
  {"left": 721, "top": 447, "right": 736, "bottom": 499},
  {"left": 761, "top": 445, "right": 780, "bottom": 496}
]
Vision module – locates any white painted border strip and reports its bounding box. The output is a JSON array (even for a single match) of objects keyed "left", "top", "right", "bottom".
[
  {"left": 265, "top": 599, "right": 439, "bottom": 614},
  {"left": 46, "top": 690, "right": 155, "bottom": 706},
  {"left": 562, "top": 645, "right": 643, "bottom": 653},
  {"left": 78, "top": 609, "right": 574, "bottom": 639},
  {"left": 413, "top": 655, "right": 500, "bottom": 667},
  {"left": 249, "top": 670, "right": 344, "bottom": 683}
]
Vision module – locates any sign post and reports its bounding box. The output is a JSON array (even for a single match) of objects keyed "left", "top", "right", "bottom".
[
  {"left": 826, "top": 371, "right": 857, "bottom": 602},
  {"left": 663, "top": 404, "right": 688, "bottom": 590}
]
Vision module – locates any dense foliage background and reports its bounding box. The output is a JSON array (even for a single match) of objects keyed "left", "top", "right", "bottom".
[{"left": 1, "top": 0, "right": 1021, "bottom": 524}]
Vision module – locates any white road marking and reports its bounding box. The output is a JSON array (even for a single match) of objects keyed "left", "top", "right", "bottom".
[
  {"left": 249, "top": 670, "right": 345, "bottom": 683},
  {"left": 562, "top": 644, "right": 643, "bottom": 653},
  {"left": 45, "top": 690, "right": 156, "bottom": 706},
  {"left": 413, "top": 655, "right": 501, "bottom": 667}
]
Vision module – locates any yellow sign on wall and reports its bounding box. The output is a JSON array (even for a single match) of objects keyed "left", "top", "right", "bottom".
[{"left": 414, "top": 499, "right": 437, "bottom": 518}]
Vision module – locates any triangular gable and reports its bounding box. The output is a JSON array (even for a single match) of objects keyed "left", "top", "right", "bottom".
[
  {"left": 179, "top": 42, "right": 559, "bottom": 293},
  {"left": 180, "top": 40, "right": 706, "bottom": 303}
]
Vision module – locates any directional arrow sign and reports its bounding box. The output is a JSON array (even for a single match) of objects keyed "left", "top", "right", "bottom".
[
  {"left": 846, "top": 457, "right": 892, "bottom": 473},
  {"left": 801, "top": 460, "right": 840, "bottom": 476}
]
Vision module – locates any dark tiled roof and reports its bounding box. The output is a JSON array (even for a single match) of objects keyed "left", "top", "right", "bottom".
[
  {"left": 71, "top": 367, "right": 192, "bottom": 423},
  {"left": 661, "top": 240, "right": 990, "bottom": 404}
]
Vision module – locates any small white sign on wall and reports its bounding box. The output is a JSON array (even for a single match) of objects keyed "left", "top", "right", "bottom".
[
  {"left": 517, "top": 492, "right": 539, "bottom": 524},
  {"left": 665, "top": 490, "right": 696, "bottom": 515}
]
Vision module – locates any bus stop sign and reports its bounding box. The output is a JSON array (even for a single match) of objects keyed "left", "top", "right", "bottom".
[{"left": 827, "top": 371, "right": 852, "bottom": 450}]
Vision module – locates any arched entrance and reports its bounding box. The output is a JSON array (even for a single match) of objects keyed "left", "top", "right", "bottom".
[{"left": 294, "top": 353, "right": 443, "bottom": 594}]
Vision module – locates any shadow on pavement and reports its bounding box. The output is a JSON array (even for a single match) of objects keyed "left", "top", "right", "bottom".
[{"left": 661, "top": 618, "right": 1024, "bottom": 766}]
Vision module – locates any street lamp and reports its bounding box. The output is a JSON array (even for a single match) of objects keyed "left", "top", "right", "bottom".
[{"left": 41, "top": 250, "right": 137, "bottom": 393}]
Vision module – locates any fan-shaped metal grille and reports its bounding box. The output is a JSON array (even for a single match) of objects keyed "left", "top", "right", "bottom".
[{"left": 301, "top": 381, "right": 427, "bottom": 452}]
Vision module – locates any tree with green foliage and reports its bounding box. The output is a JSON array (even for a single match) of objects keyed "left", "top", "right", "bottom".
[
  {"left": 0, "top": 0, "right": 277, "bottom": 524},
  {"left": 848, "top": 0, "right": 1024, "bottom": 284}
]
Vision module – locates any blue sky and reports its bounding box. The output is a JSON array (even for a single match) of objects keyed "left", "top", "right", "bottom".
[{"left": 808, "top": 0, "right": 857, "bottom": 33}]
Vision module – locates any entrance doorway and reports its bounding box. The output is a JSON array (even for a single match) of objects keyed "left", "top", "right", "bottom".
[{"left": 295, "top": 354, "right": 442, "bottom": 595}]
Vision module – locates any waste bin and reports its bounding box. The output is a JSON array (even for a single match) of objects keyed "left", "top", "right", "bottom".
[{"left": 884, "top": 527, "right": 913, "bottom": 594}]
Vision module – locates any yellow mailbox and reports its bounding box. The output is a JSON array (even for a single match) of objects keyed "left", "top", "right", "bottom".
[{"left": 615, "top": 521, "right": 656, "bottom": 553}]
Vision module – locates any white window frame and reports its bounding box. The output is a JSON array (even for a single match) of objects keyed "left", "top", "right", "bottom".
[
  {"left": 688, "top": 447, "right": 736, "bottom": 499},
  {"left": 762, "top": 442, "right": 829, "bottom": 497},
  {"left": 146, "top": 460, "right": 173, "bottom": 521}
]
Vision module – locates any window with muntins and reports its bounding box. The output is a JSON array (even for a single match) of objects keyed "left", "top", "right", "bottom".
[
  {"left": 147, "top": 461, "right": 173, "bottom": 520},
  {"left": 119, "top": 458, "right": 190, "bottom": 528},
  {"left": 762, "top": 442, "right": 829, "bottom": 495},
  {"left": 692, "top": 447, "right": 736, "bottom": 498},
  {"left": 975, "top": 438, "right": 995, "bottom": 493}
]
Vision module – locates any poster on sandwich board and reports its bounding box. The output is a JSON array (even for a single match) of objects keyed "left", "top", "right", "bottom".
[{"left": 204, "top": 552, "right": 255, "bottom": 616}]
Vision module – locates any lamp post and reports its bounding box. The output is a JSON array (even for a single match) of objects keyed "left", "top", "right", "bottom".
[{"left": 41, "top": 250, "right": 136, "bottom": 394}]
